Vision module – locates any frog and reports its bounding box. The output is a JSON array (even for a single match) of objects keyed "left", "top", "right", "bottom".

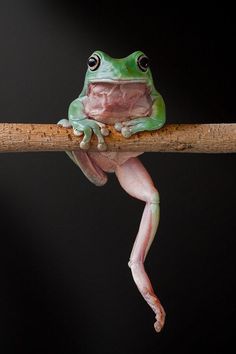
[{"left": 58, "top": 50, "right": 166, "bottom": 332}]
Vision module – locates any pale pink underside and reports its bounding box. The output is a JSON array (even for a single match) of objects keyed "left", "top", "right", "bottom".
[{"left": 88, "top": 151, "right": 143, "bottom": 172}]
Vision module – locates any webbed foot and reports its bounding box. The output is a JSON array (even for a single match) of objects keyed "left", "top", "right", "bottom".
[{"left": 154, "top": 302, "right": 166, "bottom": 333}]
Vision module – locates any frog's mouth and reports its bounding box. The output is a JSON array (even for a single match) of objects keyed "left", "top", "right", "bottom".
[
  {"left": 89, "top": 78, "right": 148, "bottom": 85},
  {"left": 84, "top": 79, "right": 152, "bottom": 123}
]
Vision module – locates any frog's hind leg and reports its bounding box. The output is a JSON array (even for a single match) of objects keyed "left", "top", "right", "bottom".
[
  {"left": 69, "top": 150, "right": 108, "bottom": 187},
  {"left": 115, "top": 157, "right": 165, "bottom": 332}
]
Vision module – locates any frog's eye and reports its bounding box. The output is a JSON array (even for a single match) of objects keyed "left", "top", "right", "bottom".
[
  {"left": 137, "top": 54, "right": 149, "bottom": 72},
  {"left": 87, "top": 54, "right": 101, "bottom": 71}
]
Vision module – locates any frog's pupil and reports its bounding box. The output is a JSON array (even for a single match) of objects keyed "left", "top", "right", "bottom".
[
  {"left": 88, "top": 57, "right": 96, "bottom": 66},
  {"left": 88, "top": 55, "right": 100, "bottom": 70},
  {"left": 138, "top": 55, "right": 149, "bottom": 71}
]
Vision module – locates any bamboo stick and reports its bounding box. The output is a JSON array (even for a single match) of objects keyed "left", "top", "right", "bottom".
[{"left": 0, "top": 123, "right": 235, "bottom": 153}]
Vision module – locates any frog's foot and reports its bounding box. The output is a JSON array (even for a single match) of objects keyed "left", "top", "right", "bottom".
[
  {"left": 154, "top": 302, "right": 166, "bottom": 333},
  {"left": 57, "top": 118, "right": 72, "bottom": 128},
  {"left": 129, "top": 261, "right": 166, "bottom": 333}
]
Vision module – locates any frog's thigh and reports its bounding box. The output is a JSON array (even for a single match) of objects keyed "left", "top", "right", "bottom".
[
  {"left": 71, "top": 150, "right": 108, "bottom": 186},
  {"left": 115, "top": 157, "right": 158, "bottom": 207}
]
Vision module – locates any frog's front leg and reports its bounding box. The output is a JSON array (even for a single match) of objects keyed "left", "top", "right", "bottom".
[
  {"left": 115, "top": 157, "right": 165, "bottom": 332},
  {"left": 69, "top": 98, "right": 109, "bottom": 151},
  {"left": 115, "top": 93, "right": 166, "bottom": 138}
]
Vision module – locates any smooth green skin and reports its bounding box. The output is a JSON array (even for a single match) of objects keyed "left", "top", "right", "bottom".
[{"left": 68, "top": 50, "right": 166, "bottom": 150}]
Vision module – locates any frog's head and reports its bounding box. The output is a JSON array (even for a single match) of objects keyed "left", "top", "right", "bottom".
[{"left": 83, "top": 50, "right": 155, "bottom": 90}]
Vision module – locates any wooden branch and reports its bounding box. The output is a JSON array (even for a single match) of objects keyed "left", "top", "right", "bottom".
[{"left": 0, "top": 123, "right": 235, "bottom": 153}]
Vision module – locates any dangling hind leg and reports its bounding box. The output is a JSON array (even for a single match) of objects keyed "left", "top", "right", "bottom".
[{"left": 115, "top": 157, "right": 165, "bottom": 332}]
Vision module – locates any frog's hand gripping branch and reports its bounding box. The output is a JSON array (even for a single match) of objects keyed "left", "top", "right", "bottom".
[
  {"left": 115, "top": 157, "right": 165, "bottom": 332},
  {"left": 115, "top": 93, "right": 166, "bottom": 138}
]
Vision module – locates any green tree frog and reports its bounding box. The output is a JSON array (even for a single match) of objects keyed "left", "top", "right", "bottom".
[{"left": 58, "top": 50, "right": 166, "bottom": 332}]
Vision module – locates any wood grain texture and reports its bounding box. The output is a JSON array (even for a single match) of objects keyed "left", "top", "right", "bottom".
[{"left": 0, "top": 123, "right": 235, "bottom": 153}]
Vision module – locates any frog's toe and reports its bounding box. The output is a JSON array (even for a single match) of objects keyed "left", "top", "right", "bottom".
[
  {"left": 100, "top": 127, "right": 110, "bottom": 136},
  {"left": 154, "top": 304, "right": 166, "bottom": 333},
  {"left": 57, "top": 119, "right": 71, "bottom": 128},
  {"left": 121, "top": 127, "right": 132, "bottom": 138},
  {"left": 73, "top": 128, "right": 83, "bottom": 136},
  {"left": 97, "top": 142, "right": 107, "bottom": 152},
  {"left": 114, "top": 122, "right": 122, "bottom": 132},
  {"left": 80, "top": 141, "right": 90, "bottom": 150}
]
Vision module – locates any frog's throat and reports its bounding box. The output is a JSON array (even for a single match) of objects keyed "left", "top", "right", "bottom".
[{"left": 84, "top": 80, "right": 152, "bottom": 123}]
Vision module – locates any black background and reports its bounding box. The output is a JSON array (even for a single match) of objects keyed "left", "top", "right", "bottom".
[{"left": 0, "top": 1, "right": 235, "bottom": 353}]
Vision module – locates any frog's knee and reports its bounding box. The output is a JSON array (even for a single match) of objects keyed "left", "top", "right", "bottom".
[
  {"left": 128, "top": 259, "right": 143, "bottom": 269},
  {"left": 149, "top": 189, "right": 160, "bottom": 205}
]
